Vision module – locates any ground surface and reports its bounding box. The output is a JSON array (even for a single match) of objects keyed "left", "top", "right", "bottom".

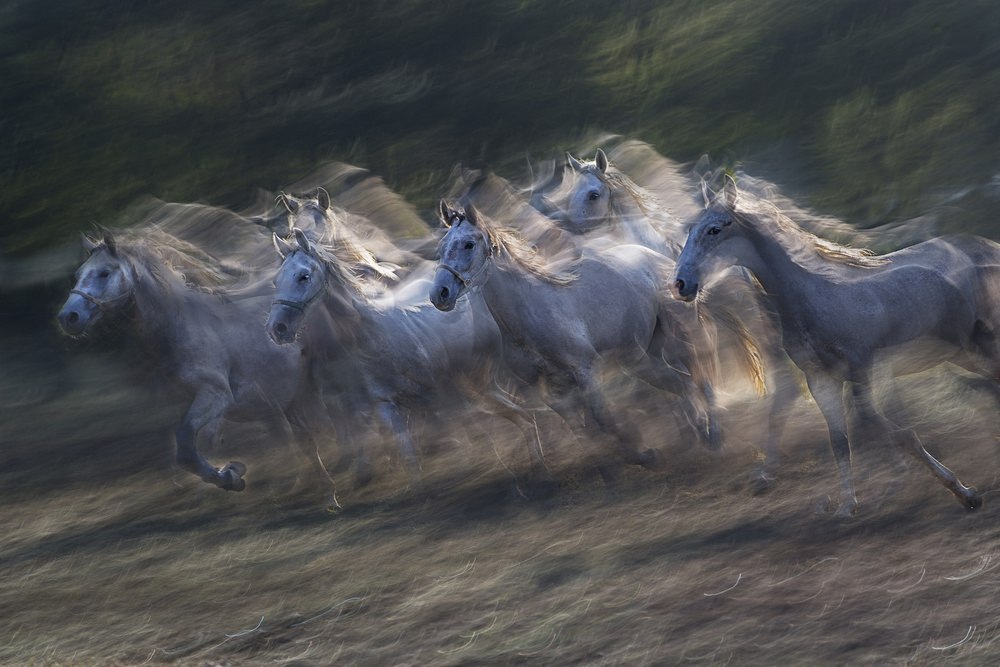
[{"left": 3, "top": 346, "right": 1000, "bottom": 666}]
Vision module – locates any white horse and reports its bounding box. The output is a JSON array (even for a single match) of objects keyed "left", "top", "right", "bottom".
[
  {"left": 430, "top": 202, "right": 765, "bottom": 489},
  {"left": 57, "top": 230, "right": 341, "bottom": 510},
  {"left": 672, "top": 175, "right": 999, "bottom": 516}
]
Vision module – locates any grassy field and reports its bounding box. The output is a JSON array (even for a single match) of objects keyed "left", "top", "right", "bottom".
[{"left": 3, "top": 347, "right": 1000, "bottom": 666}]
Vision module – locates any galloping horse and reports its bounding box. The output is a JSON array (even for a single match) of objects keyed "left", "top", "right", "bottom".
[
  {"left": 430, "top": 202, "right": 765, "bottom": 488},
  {"left": 265, "top": 229, "right": 546, "bottom": 500},
  {"left": 671, "top": 175, "right": 1000, "bottom": 516},
  {"left": 57, "top": 230, "right": 341, "bottom": 510}
]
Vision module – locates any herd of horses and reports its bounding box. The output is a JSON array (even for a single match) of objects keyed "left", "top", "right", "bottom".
[{"left": 56, "top": 144, "right": 1000, "bottom": 518}]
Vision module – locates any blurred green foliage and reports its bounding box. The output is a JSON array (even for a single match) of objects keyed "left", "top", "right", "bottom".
[{"left": 2, "top": 0, "right": 1000, "bottom": 253}]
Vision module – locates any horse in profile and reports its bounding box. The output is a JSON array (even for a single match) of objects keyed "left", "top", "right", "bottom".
[
  {"left": 430, "top": 202, "right": 766, "bottom": 489},
  {"left": 57, "top": 229, "right": 341, "bottom": 510},
  {"left": 265, "top": 229, "right": 547, "bottom": 500},
  {"left": 671, "top": 175, "right": 999, "bottom": 516}
]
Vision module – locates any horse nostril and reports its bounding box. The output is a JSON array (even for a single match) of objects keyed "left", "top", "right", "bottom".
[
  {"left": 275, "top": 322, "right": 287, "bottom": 335},
  {"left": 439, "top": 285, "right": 449, "bottom": 300},
  {"left": 674, "top": 279, "right": 685, "bottom": 293},
  {"left": 67, "top": 311, "right": 80, "bottom": 324}
]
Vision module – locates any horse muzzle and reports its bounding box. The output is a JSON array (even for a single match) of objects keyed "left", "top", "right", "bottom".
[
  {"left": 669, "top": 276, "right": 699, "bottom": 302},
  {"left": 429, "top": 271, "right": 461, "bottom": 312},
  {"left": 57, "top": 298, "right": 98, "bottom": 337},
  {"left": 265, "top": 307, "right": 302, "bottom": 345}
]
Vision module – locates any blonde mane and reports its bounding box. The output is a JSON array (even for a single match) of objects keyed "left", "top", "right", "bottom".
[
  {"left": 472, "top": 214, "right": 578, "bottom": 286},
  {"left": 731, "top": 193, "right": 888, "bottom": 269}
]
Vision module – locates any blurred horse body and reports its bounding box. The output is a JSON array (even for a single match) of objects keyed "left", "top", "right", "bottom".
[
  {"left": 672, "top": 176, "right": 1000, "bottom": 516},
  {"left": 429, "top": 203, "right": 765, "bottom": 488},
  {"left": 57, "top": 230, "right": 340, "bottom": 509},
  {"left": 266, "top": 229, "right": 546, "bottom": 499}
]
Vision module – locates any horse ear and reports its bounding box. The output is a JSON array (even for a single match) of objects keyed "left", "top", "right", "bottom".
[
  {"left": 722, "top": 174, "right": 739, "bottom": 205},
  {"left": 101, "top": 227, "right": 118, "bottom": 256},
  {"left": 595, "top": 148, "right": 609, "bottom": 174},
  {"left": 81, "top": 232, "right": 99, "bottom": 255},
  {"left": 278, "top": 193, "right": 299, "bottom": 213},
  {"left": 438, "top": 199, "right": 455, "bottom": 227},
  {"left": 464, "top": 203, "right": 481, "bottom": 227},
  {"left": 698, "top": 179, "right": 713, "bottom": 210},
  {"left": 293, "top": 227, "right": 312, "bottom": 254},
  {"left": 317, "top": 187, "right": 331, "bottom": 211},
  {"left": 566, "top": 152, "right": 584, "bottom": 172},
  {"left": 273, "top": 233, "right": 292, "bottom": 259}
]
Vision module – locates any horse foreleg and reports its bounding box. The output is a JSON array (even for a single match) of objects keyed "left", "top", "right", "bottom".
[
  {"left": 804, "top": 372, "right": 855, "bottom": 517},
  {"left": 176, "top": 390, "right": 247, "bottom": 492},
  {"left": 478, "top": 384, "right": 556, "bottom": 495},
  {"left": 576, "top": 369, "right": 666, "bottom": 473},
  {"left": 542, "top": 380, "right": 619, "bottom": 492},
  {"left": 288, "top": 402, "right": 341, "bottom": 513},
  {"left": 375, "top": 401, "right": 425, "bottom": 501},
  {"left": 753, "top": 359, "right": 801, "bottom": 494}
]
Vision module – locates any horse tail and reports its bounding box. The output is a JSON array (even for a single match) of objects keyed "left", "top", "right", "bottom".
[{"left": 708, "top": 305, "right": 767, "bottom": 396}]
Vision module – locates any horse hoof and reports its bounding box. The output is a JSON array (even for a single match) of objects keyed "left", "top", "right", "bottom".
[
  {"left": 224, "top": 461, "right": 248, "bottom": 477},
  {"left": 751, "top": 470, "right": 776, "bottom": 496},
  {"left": 640, "top": 448, "right": 669, "bottom": 472},
  {"left": 833, "top": 502, "right": 857, "bottom": 519},
  {"left": 221, "top": 461, "right": 247, "bottom": 492},
  {"left": 964, "top": 489, "right": 983, "bottom": 511}
]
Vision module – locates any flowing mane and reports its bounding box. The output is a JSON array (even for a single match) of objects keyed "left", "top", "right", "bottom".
[
  {"left": 729, "top": 190, "right": 889, "bottom": 270},
  {"left": 101, "top": 227, "right": 248, "bottom": 295},
  {"left": 441, "top": 206, "right": 578, "bottom": 286},
  {"left": 279, "top": 193, "right": 400, "bottom": 283}
]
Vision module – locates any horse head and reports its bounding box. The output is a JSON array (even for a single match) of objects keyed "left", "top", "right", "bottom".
[
  {"left": 562, "top": 149, "right": 614, "bottom": 234},
  {"left": 430, "top": 201, "right": 492, "bottom": 312},
  {"left": 671, "top": 175, "right": 741, "bottom": 302},
  {"left": 58, "top": 229, "right": 136, "bottom": 336}
]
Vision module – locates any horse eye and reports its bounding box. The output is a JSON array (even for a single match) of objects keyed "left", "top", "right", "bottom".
[
  {"left": 298, "top": 273, "right": 310, "bottom": 282},
  {"left": 464, "top": 241, "right": 475, "bottom": 250},
  {"left": 707, "top": 226, "right": 721, "bottom": 236},
  {"left": 98, "top": 269, "right": 111, "bottom": 278},
  {"left": 588, "top": 191, "right": 600, "bottom": 201}
]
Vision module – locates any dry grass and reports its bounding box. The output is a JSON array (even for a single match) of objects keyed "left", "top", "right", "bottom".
[{"left": 3, "top": 358, "right": 1000, "bottom": 666}]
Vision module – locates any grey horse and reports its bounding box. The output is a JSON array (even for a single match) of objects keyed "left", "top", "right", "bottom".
[
  {"left": 265, "top": 229, "right": 547, "bottom": 500},
  {"left": 57, "top": 230, "right": 341, "bottom": 510},
  {"left": 671, "top": 175, "right": 999, "bottom": 516},
  {"left": 430, "top": 202, "right": 766, "bottom": 489}
]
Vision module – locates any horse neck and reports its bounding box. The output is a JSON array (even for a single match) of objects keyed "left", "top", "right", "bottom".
[
  {"left": 479, "top": 252, "right": 533, "bottom": 334},
  {"left": 610, "top": 188, "right": 673, "bottom": 255},
  {"left": 125, "top": 260, "right": 196, "bottom": 366},
  {"left": 738, "top": 216, "right": 836, "bottom": 313}
]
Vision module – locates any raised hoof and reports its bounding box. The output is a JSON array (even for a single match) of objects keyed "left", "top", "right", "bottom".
[
  {"left": 220, "top": 461, "right": 247, "bottom": 492},
  {"left": 639, "top": 448, "right": 669, "bottom": 472},
  {"left": 964, "top": 489, "right": 983, "bottom": 512}
]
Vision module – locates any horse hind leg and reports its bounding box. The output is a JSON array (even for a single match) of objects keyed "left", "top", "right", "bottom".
[{"left": 865, "top": 370, "right": 981, "bottom": 511}]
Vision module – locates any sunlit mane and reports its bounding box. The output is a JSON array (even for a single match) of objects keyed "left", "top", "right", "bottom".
[
  {"left": 730, "top": 193, "right": 888, "bottom": 269},
  {"left": 291, "top": 237, "right": 371, "bottom": 297},
  {"left": 578, "top": 162, "right": 658, "bottom": 219},
  {"left": 283, "top": 194, "right": 398, "bottom": 282},
  {"left": 449, "top": 213, "right": 578, "bottom": 286},
  {"left": 110, "top": 228, "right": 246, "bottom": 293}
]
